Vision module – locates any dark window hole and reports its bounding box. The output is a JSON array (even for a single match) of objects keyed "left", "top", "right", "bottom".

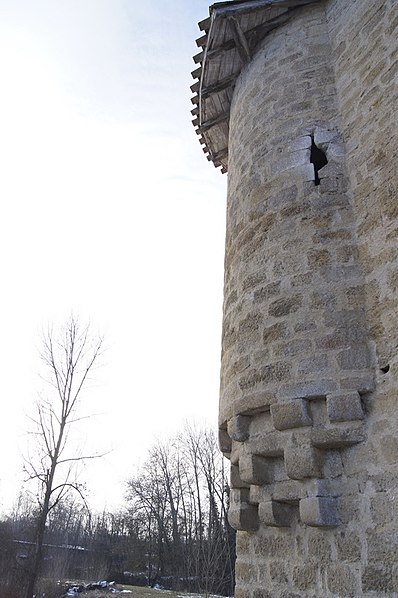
[
  {"left": 380, "top": 364, "right": 390, "bottom": 373},
  {"left": 310, "top": 136, "right": 328, "bottom": 185}
]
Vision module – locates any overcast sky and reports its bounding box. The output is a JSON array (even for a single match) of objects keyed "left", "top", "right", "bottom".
[{"left": 0, "top": 0, "right": 227, "bottom": 515}]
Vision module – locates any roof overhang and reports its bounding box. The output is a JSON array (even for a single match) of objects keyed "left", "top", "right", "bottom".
[{"left": 191, "top": 0, "right": 321, "bottom": 173}]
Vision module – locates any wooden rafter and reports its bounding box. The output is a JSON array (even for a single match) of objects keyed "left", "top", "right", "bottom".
[
  {"left": 196, "top": 111, "right": 230, "bottom": 133},
  {"left": 201, "top": 74, "right": 236, "bottom": 99},
  {"left": 228, "top": 16, "right": 251, "bottom": 63}
]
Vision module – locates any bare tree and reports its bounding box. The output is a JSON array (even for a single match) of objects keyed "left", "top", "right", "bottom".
[
  {"left": 126, "top": 425, "right": 235, "bottom": 595},
  {"left": 24, "top": 317, "right": 103, "bottom": 598}
]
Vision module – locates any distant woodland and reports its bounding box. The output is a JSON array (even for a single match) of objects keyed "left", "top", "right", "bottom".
[{"left": 0, "top": 425, "right": 235, "bottom": 598}]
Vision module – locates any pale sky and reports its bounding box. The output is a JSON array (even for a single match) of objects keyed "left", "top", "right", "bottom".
[{"left": 0, "top": 0, "right": 227, "bottom": 515}]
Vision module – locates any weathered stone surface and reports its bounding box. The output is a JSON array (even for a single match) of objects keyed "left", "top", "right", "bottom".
[
  {"left": 200, "top": 0, "right": 398, "bottom": 594},
  {"left": 271, "top": 399, "right": 312, "bottom": 430},
  {"left": 239, "top": 453, "right": 269, "bottom": 485},
  {"left": 299, "top": 497, "right": 339, "bottom": 527},
  {"left": 228, "top": 414, "right": 251, "bottom": 442},
  {"left": 228, "top": 494, "right": 259, "bottom": 532},
  {"left": 285, "top": 437, "right": 322, "bottom": 480},
  {"left": 230, "top": 463, "right": 250, "bottom": 489},
  {"left": 326, "top": 391, "right": 364, "bottom": 422},
  {"left": 218, "top": 427, "right": 232, "bottom": 454},
  {"left": 310, "top": 425, "right": 365, "bottom": 449},
  {"left": 258, "top": 500, "right": 295, "bottom": 527}
]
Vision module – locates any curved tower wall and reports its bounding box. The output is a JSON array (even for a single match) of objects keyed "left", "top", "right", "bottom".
[{"left": 218, "top": 1, "right": 398, "bottom": 596}]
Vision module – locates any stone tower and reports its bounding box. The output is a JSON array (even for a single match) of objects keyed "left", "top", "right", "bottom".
[{"left": 191, "top": 1, "right": 398, "bottom": 596}]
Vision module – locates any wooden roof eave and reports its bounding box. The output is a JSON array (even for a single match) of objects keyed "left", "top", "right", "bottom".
[{"left": 192, "top": 0, "right": 322, "bottom": 173}]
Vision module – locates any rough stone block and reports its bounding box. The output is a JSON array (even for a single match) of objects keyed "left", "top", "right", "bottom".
[
  {"left": 336, "top": 531, "right": 361, "bottom": 562},
  {"left": 230, "top": 440, "right": 243, "bottom": 466},
  {"left": 285, "top": 441, "right": 322, "bottom": 480},
  {"left": 248, "top": 430, "right": 285, "bottom": 457},
  {"left": 271, "top": 399, "right": 312, "bottom": 430},
  {"left": 307, "top": 528, "right": 332, "bottom": 562},
  {"left": 306, "top": 478, "right": 333, "bottom": 498},
  {"left": 228, "top": 491, "right": 259, "bottom": 531},
  {"left": 277, "top": 379, "right": 337, "bottom": 401},
  {"left": 292, "top": 561, "right": 317, "bottom": 590},
  {"left": 228, "top": 414, "right": 251, "bottom": 442},
  {"left": 326, "top": 391, "right": 364, "bottom": 422},
  {"left": 337, "top": 346, "right": 371, "bottom": 370},
  {"left": 326, "top": 563, "right": 358, "bottom": 596},
  {"left": 299, "top": 496, "right": 339, "bottom": 527},
  {"left": 234, "top": 390, "right": 276, "bottom": 416},
  {"left": 230, "top": 463, "right": 250, "bottom": 489},
  {"left": 268, "top": 295, "right": 302, "bottom": 317},
  {"left": 218, "top": 427, "right": 232, "bottom": 454},
  {"left": 272, "top": 479, "right": 304, "bottom": 502},
  {"left": 271, "top": 148, "right": 310, "bottom": 174},
  {"left": 249, "top": 484, "right": 268, "bottom": 505},
  {"left": 298, "top": 162, "right": 317, "bottom": 182},
  {"left": 258, "top": 500, "right": 295, "bottom": 527},
  {"left": 310, "top": 425, "right": 365, "bottom": 449},
  {"left": 239, "top": 453, "right": 269, "bottom": 485},
  {"left": 290, "top": 135, "right": 312, "bottom": 151},
  {"left": 362, "top": 565, "right": 394, "bottom": 592},
  {"left": 314, "top": 127, "right": 340, "bottom": 146}
]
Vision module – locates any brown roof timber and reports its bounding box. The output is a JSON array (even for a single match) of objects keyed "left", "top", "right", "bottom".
[{"left": 192, "top": 0, "right": 321, "bottom": 172}]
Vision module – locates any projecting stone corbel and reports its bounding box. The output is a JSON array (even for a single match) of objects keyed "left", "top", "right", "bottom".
[
  {"left": 228, "top": 488, "right": 259, "bottom": 531},
  {"left": 258, "top": 500, "right": 296, "bottom": 527},
  {"left": 299, "top": 496, "right": 339, "bottom": 527}
]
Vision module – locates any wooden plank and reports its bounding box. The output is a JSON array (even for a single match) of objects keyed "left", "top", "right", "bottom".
[
  {"left": 211, "top": 147, "right": 229, "bottom": 162},
  {"left": 190, "top": 80, "right": 200, "bottom": 94},
  {"left": 198, "top": 111, "right": 230, "bottom": 132},
  {"left": 198, "top": 17, "right": 211, "bottom": 31},
  {"left": 201, "top": 74, "right": 237, "bottom": 99},
  {"left": 191, "top": 66, "right": 202, "bottom": 79},
  {"left": 212, "top": 0, "right": 319, "bottom": 17},
  {"left": 196, "top": 34, "right": 208, "bottom": 48},
  {"left": 193, "top": 51, "right": 204, "bottom": 64},
  {"left": 228, "top": 16, "right": 251, "bottom": 63}
]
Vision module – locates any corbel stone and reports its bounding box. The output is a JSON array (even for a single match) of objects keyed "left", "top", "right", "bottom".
[
  {"left": 271, "top": 399, "right": 312, "bottom": 431},
  {"left": 218, "top": 427, "right": 232, "bottom": 455},
  {"left": 285, "top": 434, "right": 323, "bottom": 480},
  {"left": 259, "top": 500, "right": 295, "bottom": 527},
  {"left": 247, "top": 430, "right": 285, "bottom": 457},
  {"left": 239, "top": 453, "right": 269, "bottom": 485},
  {"left": 326, "top": 391, "right": 364, "bottom": 422},
  {"left": 228, "top": 414, "right": 251, "bottom": 442},
  {"left": 299, "top": 496, "right": 339, "bottom": 527},
  {"left": 230, "top": 440, "right": 244, "bottom": 466},
  {"left": 310, "top": 424, "right": 365, "bottom": 449},
  {"left": 230, "top": 463, "right": 250, "bottom": 489},
  {"left": 228, "top": 489, "right": 259, "bottom": 531}
]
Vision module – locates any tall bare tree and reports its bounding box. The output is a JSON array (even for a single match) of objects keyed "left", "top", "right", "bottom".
[{"left": 24, "top": 317, "right": 103, "bottom": 598}]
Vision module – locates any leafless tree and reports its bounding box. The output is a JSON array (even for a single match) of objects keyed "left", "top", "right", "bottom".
[
  {"left": 23, "top": 317, "right": 103, "bottom": 598},
  {"left": 126, "top": 425, "right": 235, "bottom": 595}
]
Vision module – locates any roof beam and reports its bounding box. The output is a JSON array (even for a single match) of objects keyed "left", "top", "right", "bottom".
[
  {"left": 228, "top": 16, "right": 251, "bottom": 63},
  {"left": 207, "top": 148, "right": 228, "bottom": 162},
  {"left": 196, "top": 111, "right": 230, "bottom": 133},
  {"left": 201, "top": 74, "right": 236, "bottom": 99},
  {"left": 212, "top": 0, "right": 319, "bottom": 17}
]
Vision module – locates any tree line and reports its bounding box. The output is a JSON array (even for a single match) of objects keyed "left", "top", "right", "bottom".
[
  {"left": 1, "top": 425, "right": 235, "bottom": 597},
  {"left": 0, "top": 318, "right": 235, "bottom": 597}
]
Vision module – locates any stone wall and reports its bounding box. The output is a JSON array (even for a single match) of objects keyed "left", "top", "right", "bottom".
[{"left": 219, "top": 1, "right": 398, "bottom": 596}]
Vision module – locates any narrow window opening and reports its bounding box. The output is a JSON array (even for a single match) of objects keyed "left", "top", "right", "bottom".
[{"left": 310, "top": 136, "right": 328, "bottom": 185}]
